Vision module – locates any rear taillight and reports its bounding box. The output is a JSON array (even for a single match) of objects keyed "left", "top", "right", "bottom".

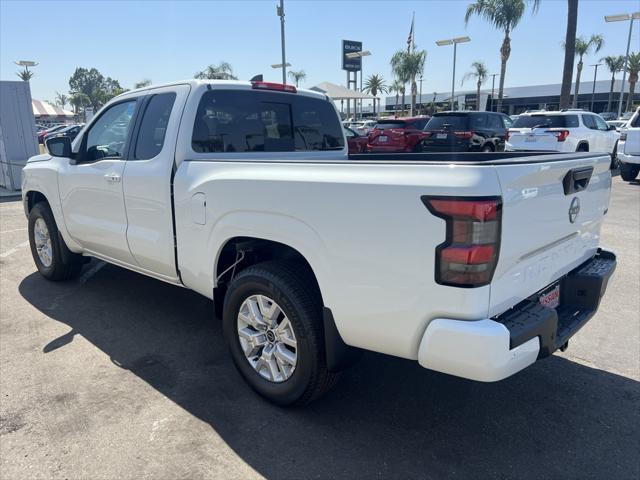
[
  {"left": 422, "top": 131, "right": 433, "bottom": 138},
  {"left": 251, "top": 81, "right": 297, "bottom": 93},
  {"left": 545, "top": 129, "right": 570, "bottom": 142},
  {"left": 505, "top": 130, "right": 512, "bottom": 141},
  {"left": 422, "top": 196, "right": 502, "bottom": 288},
  {"left": 620, "top": 131, "right": 627, "bottom": 141},
  {"left": 453, "top": 131, "right": 474, "bottom": 139}
]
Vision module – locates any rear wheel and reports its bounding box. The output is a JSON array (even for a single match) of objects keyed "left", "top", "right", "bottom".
[
  {"left": 610, "top": 142, "right": 619, "bottom": 170},
  {"left": 223, "top": 261, "right": 338, "bottom": 406},
  {"left": 28, "top": 202, "right": 83, "bottom": 281},
  {"left": 481, "top": 143, "right": 494, "bottom": 152},
  {"left": 620, "top": 162, "right": 640, "bottom": 181}
]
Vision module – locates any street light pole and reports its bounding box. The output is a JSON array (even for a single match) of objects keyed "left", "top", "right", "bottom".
[
  {"left": 590, "top": 63, "right": 602, "bottom": 112},
  {"left": 605, "top": 12, "right": 640, "bottom": 117},
  {"left": 436, "top": 36, "right": 470, "bottom": 112},
  {"left": 276, "top": 0, "right": 287, "bottom": 84}
]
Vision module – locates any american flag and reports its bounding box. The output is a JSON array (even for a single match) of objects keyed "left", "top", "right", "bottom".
[{"left": 407, "top": 13, "right": 415, "bottom": 50}]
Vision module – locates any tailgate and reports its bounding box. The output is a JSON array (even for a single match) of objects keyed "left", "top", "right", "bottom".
[
  {"left": 623, "top": 129, "right": 640, "bottom": 155},
  {"left": 488, "top": 153, "right": 612, "bottom": 316},
  {"left": 508, "top": 128, "right": 560, "bottom": 151}
]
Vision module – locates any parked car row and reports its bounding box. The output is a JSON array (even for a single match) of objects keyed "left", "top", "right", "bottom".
[
  {"left": 344, "top": 110, "right": 621, "bottom": 170},
  {"left": 38, "top": 123, "right": 84, "bottom": 145}
]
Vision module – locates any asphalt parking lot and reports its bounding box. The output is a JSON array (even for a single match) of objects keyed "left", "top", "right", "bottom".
[{"left": 0, "top": 178, "right": 638, "bottom": 480}]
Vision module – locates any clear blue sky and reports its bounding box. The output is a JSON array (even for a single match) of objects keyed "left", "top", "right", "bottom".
[{"left": 1, "top": 0, "right": 639, "bottom": 103}]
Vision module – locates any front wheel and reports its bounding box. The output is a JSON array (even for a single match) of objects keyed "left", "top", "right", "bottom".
[
  {"left": 28, "top": 202, "right": 83, "bottom": 281},
  {"left": 620, "top": 162, "right": 640, "bottom": 181},
  {"left": 223, "top": 261, "right": 339, "bottom": 406}
]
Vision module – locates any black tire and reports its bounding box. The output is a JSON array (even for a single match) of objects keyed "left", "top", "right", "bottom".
[
  {"left": 223, "top": 261, "right": 339, "bottom": 406},
  {"left": 610, "top": 142, "right": 619, "bottom": 170},
  {"left": 620, "top": 162, "right": 640, "bottom": 181},
  {"left": 481, "top": 143, "right": 494, "bottom": 152},
  {"left": 28, "top": 202, "right": 83, "bottom": 281}
]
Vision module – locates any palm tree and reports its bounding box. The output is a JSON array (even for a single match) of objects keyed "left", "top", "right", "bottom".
[
  {"left": 602, "top": 55, "right": 626, "bottom": 112},
  {"left": 625, "top": 52, "right": 640, "bottom": 112},
  {"left": 568, "top": 34, "right": 604, "bottom": 107},
  {"left": 465, "top": 0, "right": 540, "bottom": 112},
  {"left": 194, "top": 61, "right": 237, "bottom": 80},
  {"left": 559, "top": 0, "right": 579, "bottom": 109},
  {"left": 390, "top": 80, "right": 404, "bottom": 117},
  {"left": 287, "top": 70, "right": 306, "bottom": 87},
  {"left": 462, "top": 61, "right": 488, "bottom": 110},
  {"left": 390, "top": 49, "right": 427, "bottom": 116},
  {"left": 16, "top": 67, "right": 34, "bottom": 81},
  {"left": 364, "top": 74, "right": 388, "bottom": 114},
  {"left": 134, "top": 79, "right": 152, "bottom": 89},
  {"left": 55, "top": 92, "right": 68, "bottom": 109},
  {"left": 69, "top": 92, "right": 91, "bottom": 117}
]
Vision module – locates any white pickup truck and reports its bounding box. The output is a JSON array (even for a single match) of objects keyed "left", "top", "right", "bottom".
[{"left": 23, "top": 80, "right": 616, "bottom": 405}]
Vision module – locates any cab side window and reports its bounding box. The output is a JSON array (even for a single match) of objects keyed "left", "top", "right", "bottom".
[
  {"left": 85, "top": 101, "right": 137, "bottom": 161},
  {"left": 593, "top": 115, "right": 609, "bottom": 132},
  {"left": 134, "top": 93, "right": 177, "bottom": 160},
  {"left": 582, "top": 115, "right": 597, "bottom": 130}
]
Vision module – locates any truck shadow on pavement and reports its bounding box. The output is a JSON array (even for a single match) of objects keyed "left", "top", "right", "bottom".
[{"left": 19, "top": 263, "right": 640, "bottom": 480}]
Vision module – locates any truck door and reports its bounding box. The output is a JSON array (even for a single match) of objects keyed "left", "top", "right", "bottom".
[
  {"left": 121, "top": 85, "right": 190, "bottom": 280},
  {"left": 58, "top": 99, "right": 139, "bottom": 265}
]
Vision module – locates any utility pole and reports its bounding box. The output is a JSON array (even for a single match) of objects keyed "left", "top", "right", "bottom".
[
  {"left": 489, "top": 73, "right": 499, "bottom": 112},
  {"left": 419, "top": 74, "right": 423, "bottom": 115},
  {"left": 590, "top": 63, "right": 602, "bottom": 112},
  {"left": 276, "top": 0, "right": 287, "bottom": 84}
]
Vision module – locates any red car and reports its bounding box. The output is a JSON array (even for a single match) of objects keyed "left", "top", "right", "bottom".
[
  {"left": 367, "top": 117, "right": 430, "bottom": 153},
  {"left": 344, "top": 126, "right": 369, "bottom": 154}
]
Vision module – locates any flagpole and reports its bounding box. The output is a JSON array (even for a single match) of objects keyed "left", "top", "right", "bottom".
[{"left": 411, "top": 11, "right": 415, "bottom": 53}]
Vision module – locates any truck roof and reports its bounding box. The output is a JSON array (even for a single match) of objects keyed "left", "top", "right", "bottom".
[{"left": 119, "top": 79, "right": 328, "bottom": 101}]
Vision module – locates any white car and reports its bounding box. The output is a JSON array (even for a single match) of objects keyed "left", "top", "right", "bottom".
[
  {"left": 617, "top": 107, "right": 640, "bottom": 181},
  {"left": 506, "top": 110, "right": 618, "bottom": 160},
  {"left": 22, "top": 80, "right": 616, "bottom": 406}
]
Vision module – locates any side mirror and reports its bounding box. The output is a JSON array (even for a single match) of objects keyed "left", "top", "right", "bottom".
[{"left": 45, "top": 136, "right": 72, "bottom": 158}]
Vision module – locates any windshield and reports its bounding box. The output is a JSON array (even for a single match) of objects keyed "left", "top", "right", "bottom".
[
  {"left": 425, "top": 115, "right": 469, "bottom": 130},
  {"left": 512, "top": 115, "right": 578, "bottom": 128}
]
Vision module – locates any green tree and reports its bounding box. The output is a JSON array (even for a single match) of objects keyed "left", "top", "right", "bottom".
[
  {"left": 602, "top": 55, "right": 626, "bottom": 112},
  {"left": 287, "top": 70, "right": 306, "bottom": 87},
  {"left": 194, "top": 61, "right": 237, "bottom": 80},
  {"left": 625, "top": 52, "right": 640, "bottom": 112},
  {"left": 462, "top": 61, "right": 489, "bottom": 110},
  {"left": 55, "top": 92, "right": 68, "bottom": 109},
  {"left": 69, "top": 92, "right": 91, "bottom": 121},
  {"left": 364, "top": 74, "right": 388, "bottom": 114},
  {"left": 134, "top": 79, "right": 152, "bottom": 89},
  {"left": 465, "top": 0, "right": 540, "bottom": 112},
  {"left": 68, "top": 67, "right": 125, "bottom": 110},
  {"left": 390, "top": 49, "right": 427, "bottom": 116},
  {"left": 569, "top": 34, "right": 604, "bottom": 107},
  {"left": 559, "top": 0, "right": 579, "bottom": 109},
  {"left": 390, "top": 80, "right": 405, "bottom": 117},
  {"left": 16, "top": 67, "right": 34, "bottom": 81}
]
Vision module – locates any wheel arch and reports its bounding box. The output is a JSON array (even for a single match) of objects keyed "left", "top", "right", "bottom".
[
  {"left": 576, "top": 141, "right": 590, "bottom": 152},
  {"left": 25, "top": 190, "right": 49, "bottom": 213},
  {"left": 214, "top": 236, "right": 360, "bottom": 372}
]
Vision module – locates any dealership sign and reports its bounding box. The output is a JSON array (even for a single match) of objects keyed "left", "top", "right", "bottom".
[{"left": 342, "top": 40, "right": 362, "bottom": 71}]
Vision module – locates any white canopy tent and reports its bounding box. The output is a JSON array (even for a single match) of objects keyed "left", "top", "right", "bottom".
[{"left": 310, "top": 82, "right": 374, "bottom": 119}]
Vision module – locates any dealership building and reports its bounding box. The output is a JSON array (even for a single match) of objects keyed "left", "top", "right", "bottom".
[{"left": 383, "top": 79, "right": 638, "bottom": 115}]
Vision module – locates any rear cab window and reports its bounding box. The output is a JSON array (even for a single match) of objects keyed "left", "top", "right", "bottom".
[
  {"left": 134, "top": 92, "right": 176, "bottom": 160},
  {"left": 513, "top": 115, "right": 579, "bottom": 128},
  {"left": 192, "top": 90, "right": 344, "bottom": 153}
]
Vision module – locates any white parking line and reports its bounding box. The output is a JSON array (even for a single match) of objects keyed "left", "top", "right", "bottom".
[
  {"left": 0, "top": 241, "right": 29, "bottom": 258},
  {"left": 1, "top": 227, "right": 27, "bottom": 234}
]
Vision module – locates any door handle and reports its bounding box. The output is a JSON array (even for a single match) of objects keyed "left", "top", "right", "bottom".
[{"left": 104, "top": 173, "right": 121, "bottom": 183}]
